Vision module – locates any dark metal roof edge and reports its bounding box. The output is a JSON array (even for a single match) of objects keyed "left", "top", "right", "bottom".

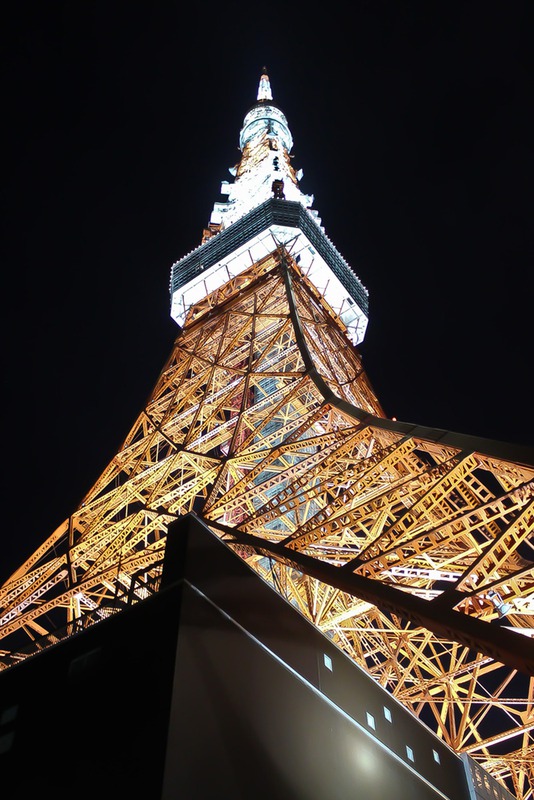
[
  {"left": 281, "top": 261, "right": 533, "bottom": 468},
  {"left": 333, "top": 401, "right": 534, "bottom": 467}
]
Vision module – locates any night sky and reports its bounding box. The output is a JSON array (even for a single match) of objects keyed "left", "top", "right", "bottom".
[{"left": 2, "top": 2, "right": 533, "bottom": 582}]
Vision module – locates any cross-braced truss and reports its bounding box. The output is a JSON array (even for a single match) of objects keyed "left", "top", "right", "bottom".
[{"left": 1, "top": 249, "right": 533, "bottom": 798}]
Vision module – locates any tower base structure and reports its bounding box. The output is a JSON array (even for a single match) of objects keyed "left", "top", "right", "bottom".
[{"left": 0, "top": 514, "right": 514, "bottom": 800}]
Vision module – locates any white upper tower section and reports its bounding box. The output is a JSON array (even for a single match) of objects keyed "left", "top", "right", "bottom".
[
  {"left": 171, "top": 70, "right": 370, "bottom": 346},
  {"left": 208, "top": 69, "right": 317, "bottom": 232}
]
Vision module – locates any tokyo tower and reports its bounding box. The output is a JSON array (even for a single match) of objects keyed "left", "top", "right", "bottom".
[{"left": 1, "top": 70, "right": 533, "bottom": 798}]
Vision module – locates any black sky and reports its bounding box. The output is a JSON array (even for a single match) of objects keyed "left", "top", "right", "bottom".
[{"left": 2, "top": 2, "right": 533, "bottom": 582}]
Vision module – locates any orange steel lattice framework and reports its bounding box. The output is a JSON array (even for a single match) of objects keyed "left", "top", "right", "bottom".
[{"left": 2, "top": 78, "right": 534, "bottom": 800}]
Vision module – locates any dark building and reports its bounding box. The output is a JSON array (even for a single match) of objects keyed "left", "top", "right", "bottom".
[{"left": 0, "top": 515, "right": 514, "bottom": 799}]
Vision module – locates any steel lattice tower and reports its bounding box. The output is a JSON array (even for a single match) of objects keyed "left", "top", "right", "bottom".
[{"left": 1, "top": 71, "right": 533, "bottom": 799}]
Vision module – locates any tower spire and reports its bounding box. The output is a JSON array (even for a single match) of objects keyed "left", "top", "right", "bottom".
[
  {"left": 202, "top": 69, "right": 316, "bottom": 239},
  {"left": 257, "top": 67, "right": 273, "bottom": 101}
]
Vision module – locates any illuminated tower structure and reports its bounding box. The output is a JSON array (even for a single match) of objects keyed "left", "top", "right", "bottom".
[{"left": 1, "top": 71, "right": 533, "bottom": 798}]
